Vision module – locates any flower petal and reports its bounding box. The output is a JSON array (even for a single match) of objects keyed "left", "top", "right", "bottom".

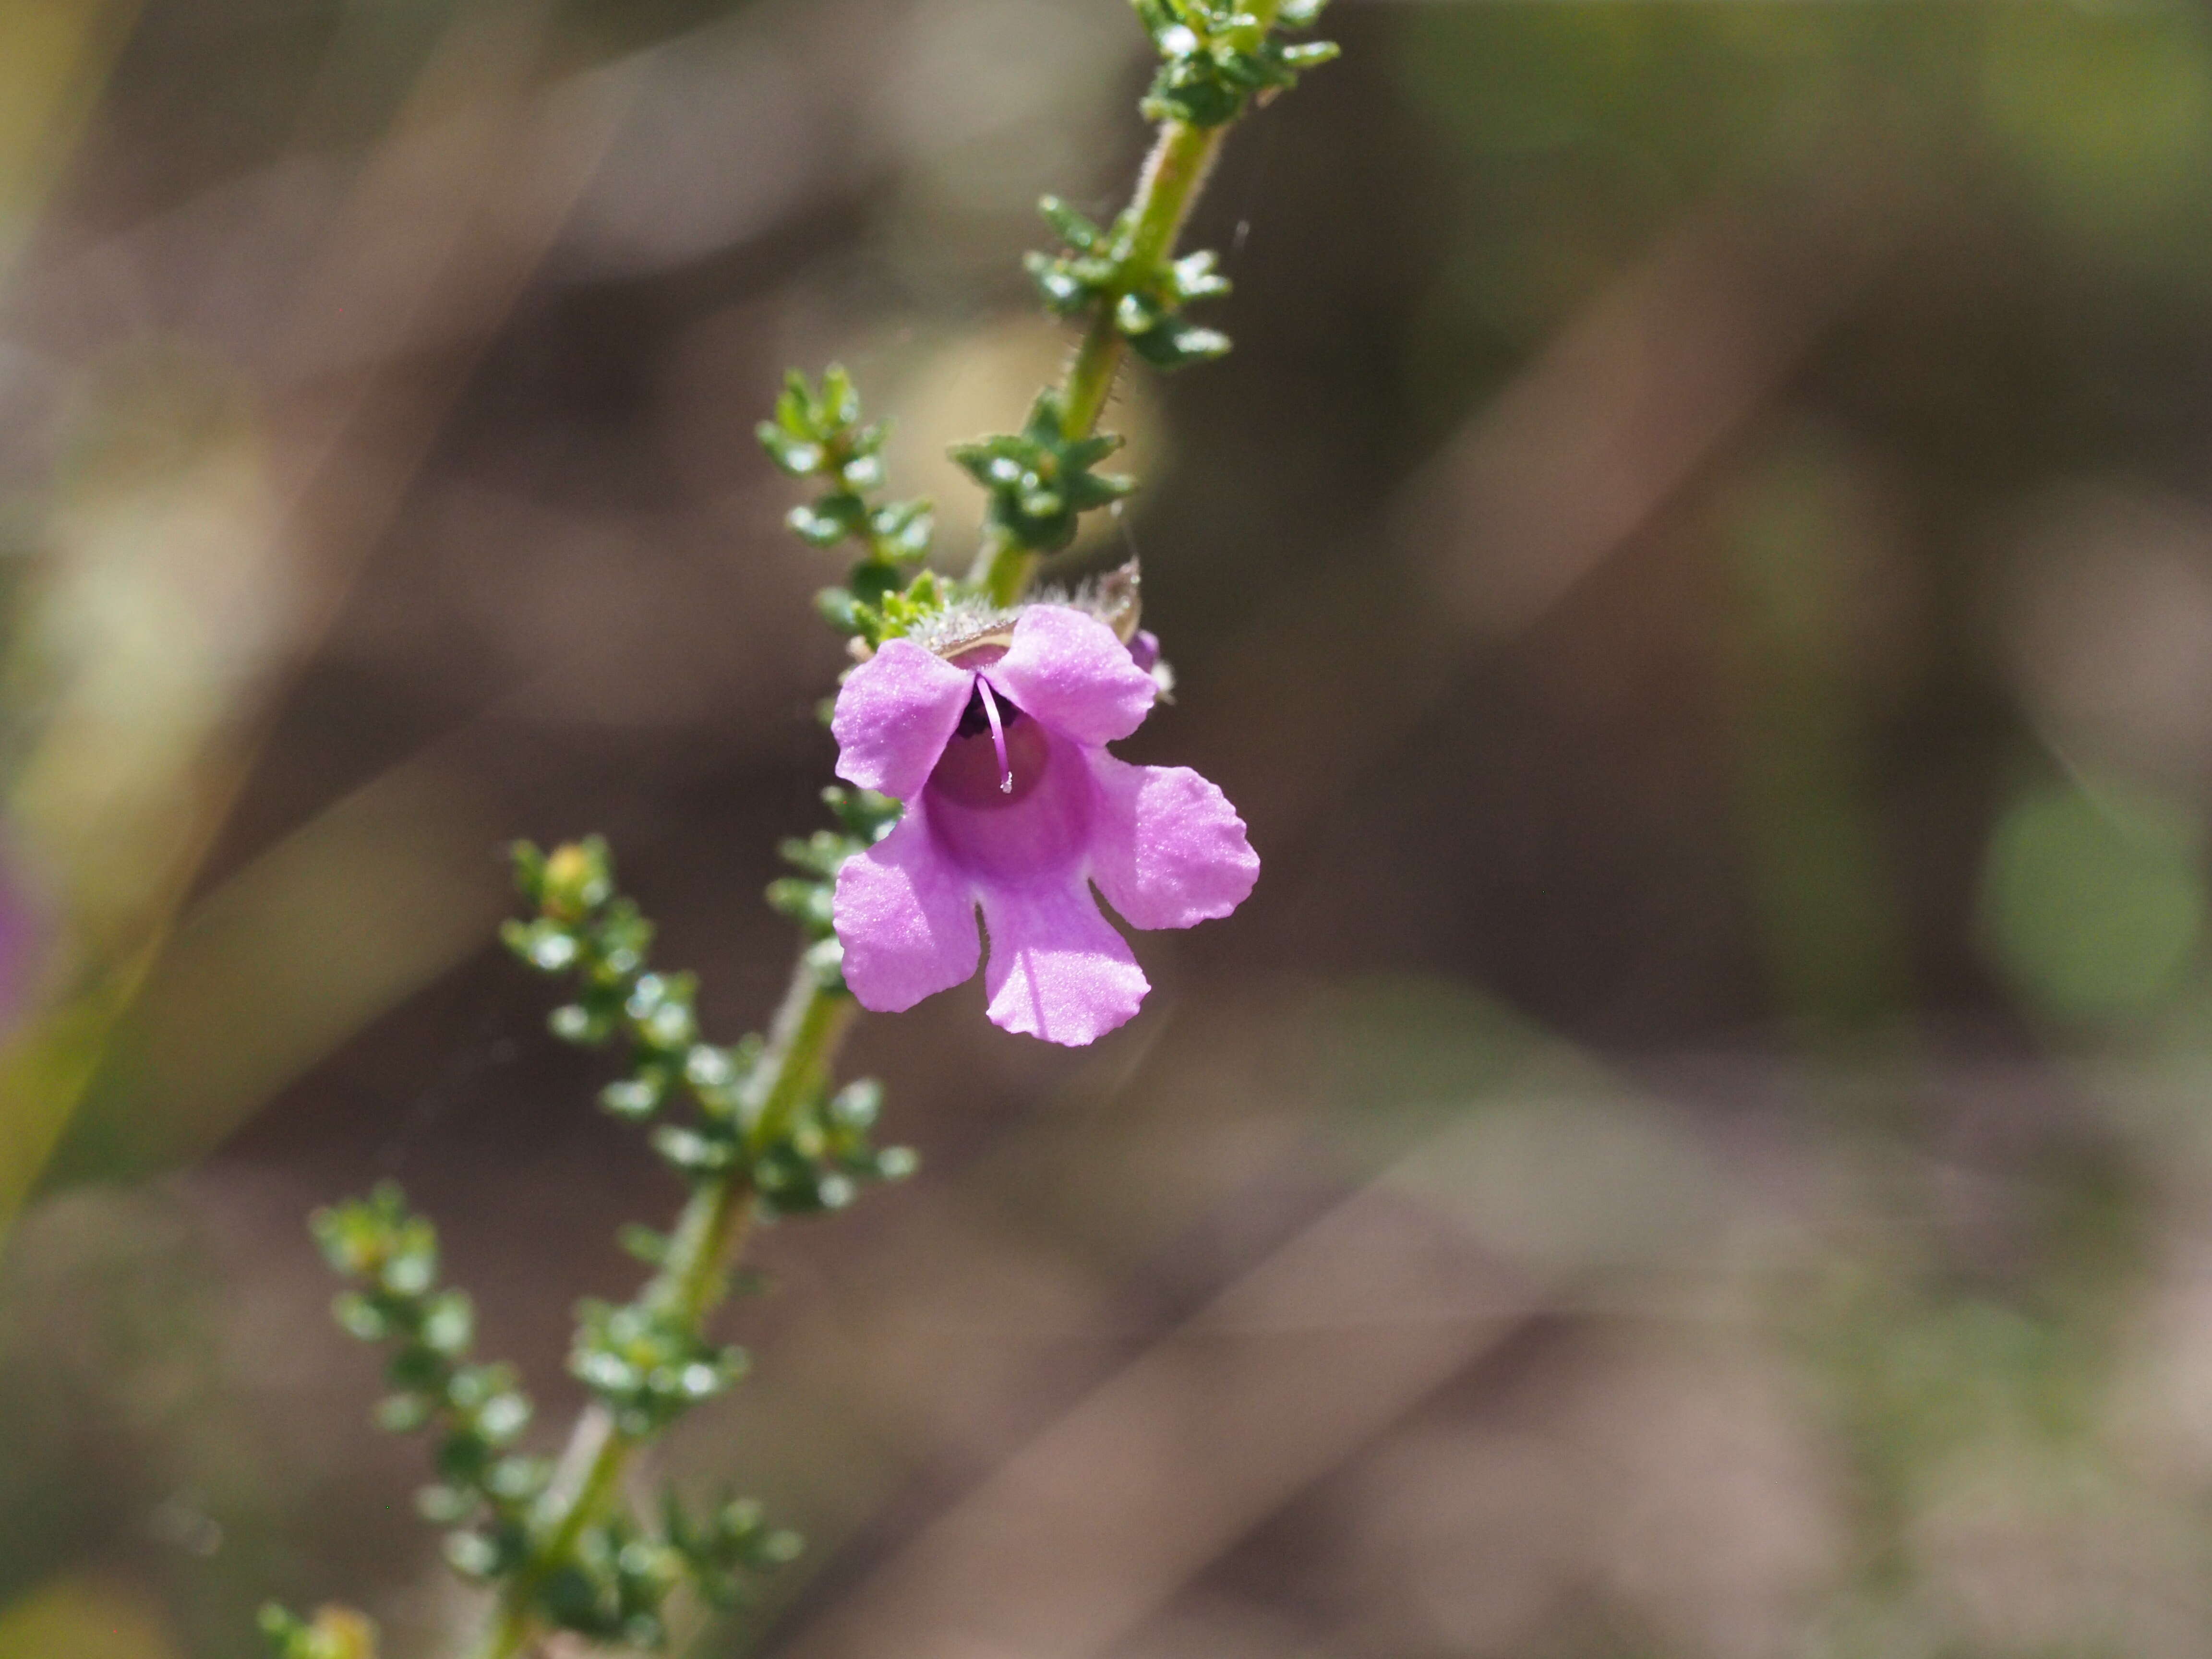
[
  {"left": 833, "top": 805, "right": 981, "bottom": 1013},
  {"left": 1086, "top": 752, "right": 1259, "bottom": 930},
  {"left": 979, "top": 877, "right": 1148, "bottom": 1045},
  {"left": 831, "top": 639, "right": 974, "bottom": 801},
  {"left": 986, "top": 605, "right": 1156, "bottom": 746}
]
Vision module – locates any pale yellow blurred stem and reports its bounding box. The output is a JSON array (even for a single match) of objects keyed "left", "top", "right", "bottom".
[
  {"left": 0, "top": 944, "right": 163, "bottom": 1242},
  {"left": 0, "top": 0, "right": 621, "bottom": 1249},
  {"left": 0, "top": 0, "right": 141, "bottom": 285},
  {"left": 0, "top": 0, "right": 153, "bottom": 1243},
  {"left": 464, "top": 968, "right": 856, "bottom": 1659}
]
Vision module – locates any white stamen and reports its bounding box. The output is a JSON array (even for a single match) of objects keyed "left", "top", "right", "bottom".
[{"left": 976, "top": 676, "right": 1013, "bottom": 793}]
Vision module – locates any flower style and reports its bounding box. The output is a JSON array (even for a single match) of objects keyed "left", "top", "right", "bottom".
[{"left": 830, "top": 604, "right": 1258, "bottom": 1045}]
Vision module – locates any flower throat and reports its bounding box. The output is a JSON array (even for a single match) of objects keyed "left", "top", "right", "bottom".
[{"left": 956, "top": 679, "right": 1022, "bottom": 794}]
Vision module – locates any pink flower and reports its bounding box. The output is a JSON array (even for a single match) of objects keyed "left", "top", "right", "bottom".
[{"left": 830, "top": 605, "right": 1258, "bottom": 1045}]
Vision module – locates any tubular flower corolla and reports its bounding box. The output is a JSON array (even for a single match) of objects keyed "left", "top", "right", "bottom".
[{"left": 829, "top": 604, "right": 1257, "bottom": 1045}]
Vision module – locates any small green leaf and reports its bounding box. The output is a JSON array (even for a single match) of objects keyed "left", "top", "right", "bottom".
[
  {"left": 1170, "top": 249, "right": 1231, "bottom": 302},
  {"left": 1038, "top": 194, "right": 1105, "bottom": 250},
  {"left": 600, "top": 1077, "right": 663, "bottom": 1120},
  {"left": 1281, "top": 39, "right": 1338, "bottom": 69},
  {"left": 1128, "top": 318, "right": 1232, "bottom": 369},
  {"left": 421, "top": 1291, "right": 474, "bottom": 1357},
  {"left": 756, "top": 424, "right": 824, "bottom": 476},
  {"left": 445, "top": 1531, "right": 500, "bottom": 1579},
  {"left": 819, "top": 363, "right": 860, "bottom": 428},
  {"left": 829, "top": 1077, "right": 883, "bottom": 1129}
]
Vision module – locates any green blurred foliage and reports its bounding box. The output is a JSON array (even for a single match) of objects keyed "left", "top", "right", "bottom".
[
  {"left": 1395, "top": 0, "right": 2212, "bottom": 419},
  {"left": 0, "top": 1577, "right": 180, "bottom": 1659},
  {"left": 0, "top": 1192, "right": 298, "bottom": 1657},
  {"left": 1980, "top": 775, "right": 2206, "bottom": 1027},
  {"left": 1980, "top": 5, "right": 2212, "bottom": 264}
]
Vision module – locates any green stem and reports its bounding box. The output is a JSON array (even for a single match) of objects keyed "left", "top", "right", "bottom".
[
  {"left": 970, "top": 0, "right": 1289, "bottom": 605},
  {"left": 1057, "top": 119, "right": 1223, "bottom": 444},
  {"left": 971, "top": 118, "right": 1220, "bottom": 608},
  {"left": 474, "top": 9, "right": 1306, "bottom": 1649},
  {"left": 975, "top": 522, "right": 1034, "bottom": 610},
  {"left": 972, "top": 120, "right": 1220, "bottom": 609},
  {"left": 461, "top": 962, "right": 856, "bottom": 1659}
]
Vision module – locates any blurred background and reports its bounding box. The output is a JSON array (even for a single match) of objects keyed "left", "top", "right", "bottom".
[{"left": 6, "top": 0, "right": 2212, "bottom": 1653}]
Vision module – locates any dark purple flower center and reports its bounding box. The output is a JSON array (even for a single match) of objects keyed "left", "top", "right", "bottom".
[
  {"left": 956, "top": 678, "right": 1021, "bottom": 794},
  {"left": 925, "top": 680, "right": 1094, "bottom": 880},
  {"left": 955, "top": 680, "right": 1025, "bottom": 739},
  {"left": 931, "top": 682, "right": 1047, "bottom": 807}
]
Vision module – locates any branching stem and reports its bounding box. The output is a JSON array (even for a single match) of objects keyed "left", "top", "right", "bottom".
[
  {"left": 971, "top": 0, "right": 1287, "bottom": 606},
  {"left": 463, "top": 969, "right": 855, "bottom": 1659},
  {"left": 1058, "top": 121, "right": 1221, "bottom": 442},
  {"left": 469, "top": 8, "right": 1301, "bottom": 1649}
]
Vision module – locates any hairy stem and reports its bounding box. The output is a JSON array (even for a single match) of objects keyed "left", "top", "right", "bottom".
[
  {"left": 473, "top": 10, "right": 1309, "bottom": 1651},
  {"left": 970, "top": 120, "right": 1221, "bottom": 609},
  {"left": 463, "top": 964, "right": 856, "bottom": 1659},
  {"left": 1057, "top": 120, "right": 1222, "bottom": 443},
  {"left": 971, "top": 0, "right": 1287, "bottom": 606}
]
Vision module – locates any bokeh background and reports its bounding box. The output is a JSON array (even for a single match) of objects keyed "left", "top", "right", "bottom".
[{"left": 7, "top": 0, "right": 2212, "bottom": 1654}]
